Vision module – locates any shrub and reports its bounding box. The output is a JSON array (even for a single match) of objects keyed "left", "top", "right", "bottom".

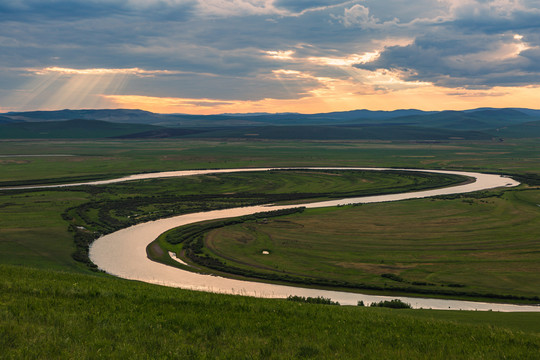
[
  {"left": 381, "top": 273, "right": 405, "bottom": 282},
  {"left": 370, "top": 299, "right": 412, "bottom": 309},
  {"left": 287, "top": 295, "right": 340, "bottom": 306}
]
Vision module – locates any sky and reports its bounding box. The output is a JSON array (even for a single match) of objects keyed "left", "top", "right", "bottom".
[{"left": 1, "top": 0, "right": 540, "bottom": 114}]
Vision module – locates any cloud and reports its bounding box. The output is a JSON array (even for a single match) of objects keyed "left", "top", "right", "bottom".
[
  {"left": 354, "top": 1, "right": 540, "bottom": 89},
  {"left": 306, "top": 52, "right": 380, "bottom": 66},
  {"left": 264, "top": 50, "right": 295, "bottom": 60},
  {"left": 272, "top": 0, "right": 362, "bottom": 16},
  {"left": 273, "top": 0, "right": 347, "bottom": 13},
  {"left": 356, "top": 34, "right": 534, "bottom": 88},
  {"left": 195, "top": 0, "right": 283, "bottom": 17},
  {"left": 2, "top": 0, "right": 540, "bottom": 113},
  {"left": 0, "top": 0, "right": 196, "bottom": 21},
  {"left": 26, "top": 67, "right": 183, "bottom": 77},
  {"left": 338, "top": 4, "right": 383, "bottom": 28}
]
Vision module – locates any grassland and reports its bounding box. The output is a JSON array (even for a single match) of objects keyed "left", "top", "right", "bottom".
[
  {"left": 166, "top": 188, "right": 539, "bottom": 301},
  {"left": 1, "top": 168, "right": 463, "bottom": 270},
  {"left": 0, "top": 189, "right": 90, "bottom": 271},
  {"left": 1, "top": 264, "right": 539, "bottom": 359},
  {"left": 1, "top": 138, "right": 539, "bottom": 185},
  {"left": 1, "top": 138, "right": 539, "bottom": 357}
]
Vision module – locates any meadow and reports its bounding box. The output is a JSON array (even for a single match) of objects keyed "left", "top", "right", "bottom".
[
  {"left": 1, "top": 264, "right": 539, "bottom": 359},
  {"left": 1, "top": 138, "right": 539, "bottom": 184},
  {"left": 1, "top": 167, "right": 464, "bottom": 270},
  {"left": 177, "top": 189, "right": 539, "bottom": 302},
  {"left": 0, "top": 138, "right": 539, "bottom": 357}
]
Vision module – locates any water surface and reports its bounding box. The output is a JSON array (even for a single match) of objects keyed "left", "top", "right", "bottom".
[{"left": 88, "top": 168, "right": 538, "bottom": 311}]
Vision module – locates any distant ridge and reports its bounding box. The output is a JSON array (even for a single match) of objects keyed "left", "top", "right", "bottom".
[
  {"left": 1, "top": 108, "right": 539, "bottom": 140},
  {"left": 0, "top": 119, "right": 161, "bottom": 139},
  {"left": 3, "top": 109, "right": 167, "bottom": 125},
  {"left": 2, "top": 107, "right": 538, "bottom": 128}
]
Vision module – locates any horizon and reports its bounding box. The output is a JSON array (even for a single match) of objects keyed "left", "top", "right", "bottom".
[
  {"left": 3, "top": 106, "right": 540, "bottom": 117},
  {"left": 1, "top": 1, "right": 540, "bottom": 114}
]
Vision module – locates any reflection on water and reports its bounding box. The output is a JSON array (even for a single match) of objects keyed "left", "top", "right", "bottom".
[{"left": 83, "top": 167, "right": 534, "bottom": 311}]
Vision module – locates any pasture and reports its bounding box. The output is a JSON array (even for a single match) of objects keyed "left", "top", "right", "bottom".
[{"left": 0, "top": 138, "right": 539, "bottom": 356}]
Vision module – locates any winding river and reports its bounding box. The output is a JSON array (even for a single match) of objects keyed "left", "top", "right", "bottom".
[{"left": 6, "top": 167, "right": 539, "bottom": 311}]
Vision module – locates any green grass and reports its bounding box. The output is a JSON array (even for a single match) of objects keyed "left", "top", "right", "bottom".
[
  {"left": 1, "top": 138, "right": 539, "bottom": 184},
  {"left": 1, "top": 169, "right": 462, "bottom": 272},
  {"left": 1, "top": 264, "right": 539, "bottom": 359},
  {"left": 180, "top": 124, "right": 492, "bottom": 140},
  {"left": 0, "top": 189, "right": 90, "bottom": 271},
  {"left": 175, "top": 189, "right": 540, "bottom": 301},
  {"left": 1, "top": 139, "right": 539, "bottom": 357},
  {"left": 398, "top": 309, "right": 540, "bottom": 335}
]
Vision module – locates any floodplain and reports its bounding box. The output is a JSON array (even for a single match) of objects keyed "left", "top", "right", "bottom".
[{"left": 0, "top": 138, "right": 539, "bottom": 358}]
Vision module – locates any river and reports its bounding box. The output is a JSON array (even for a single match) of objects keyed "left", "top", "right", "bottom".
[{"left": 7, "top": 167, "right": 537, "bottom": 311}]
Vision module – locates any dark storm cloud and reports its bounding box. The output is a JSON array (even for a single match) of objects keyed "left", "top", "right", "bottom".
[
  {"left": 0, "top": 1, "right": 124, "bottom": 20},
  {"left": 355, "top": 1, "right": 540, "bottom": 88},
  {"left": 0, "top": 0, "right": 195, "bottom": 21},
  {"left": 357, "top": 35, "right": 535, "bottom": 88}
]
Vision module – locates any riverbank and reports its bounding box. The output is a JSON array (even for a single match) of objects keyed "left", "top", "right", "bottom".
[{"left": 88, "top": 168, "right": 539, "bottom": 311}]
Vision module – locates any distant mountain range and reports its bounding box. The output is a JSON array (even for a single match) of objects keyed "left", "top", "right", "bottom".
[{"left": 1, "top": 108, "right": 539, "bottom": 140}]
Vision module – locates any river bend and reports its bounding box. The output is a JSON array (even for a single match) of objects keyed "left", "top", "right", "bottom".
[{"left": 35, "top": 166, "right": 536, "bottom": 311}]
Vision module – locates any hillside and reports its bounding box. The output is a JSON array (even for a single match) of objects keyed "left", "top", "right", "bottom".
[
  {"left": 0, "top": 119, "right": 162, "bottom": 139},
  {"left": 1, "top": 107, "right": 539, "bottom": 140},
  {"left": 2, "top": 107, "right": 539, "bottom": 128},
  {"left": 2, "top": 109, "right": 167, "bottom": 124},
  {"left": 1, "top": 264, "right": 538, "bottom": 359},
  {"left": 488, "top": 120, "right": 540, "bottom": 138},
  {"left": 392, "top": 109, "right": 534, "bottom": 131}
]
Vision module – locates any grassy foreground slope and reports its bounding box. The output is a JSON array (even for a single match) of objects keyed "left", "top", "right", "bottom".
[
  {"left": 0, "top": 189, "right": 89, "bottom": 272},
  {"left": 1, "top": 265, "right": 539, "bottom": 359}
]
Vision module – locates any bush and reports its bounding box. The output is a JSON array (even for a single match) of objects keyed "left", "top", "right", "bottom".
[
  {"left": 381, "top": 273, "right": 405, "bottom": 282},
  {"left": 287, "top": 295, "right": 340, "bottom": 306},
  {"left": 370, "top": 299, "right": 412, "bottom": 309}
]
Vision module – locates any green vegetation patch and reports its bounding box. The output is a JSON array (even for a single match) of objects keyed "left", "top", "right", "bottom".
[
  {"left": 1, "top": 138, "right": 539, "bottom": 184},
  {"left": 0, "top": 168, "right": 466, "bottom": 273},
  {"left": 1, "top": 264, "right": 539, "bottom": 359},
  {"left": 165, "top": 189, "right": 540, "bottom": 301},
  {"left": 61, "top": 169, "right": 464, "bottom": 268}
]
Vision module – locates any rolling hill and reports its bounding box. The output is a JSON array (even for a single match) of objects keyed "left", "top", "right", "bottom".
[
  {"left": 3, "top": 107, "right": 538, "bottom": 128},
  {"left": 0, "top": 119, "right": 162, "bottom": 139},
  {"left": 393, "top": 109, "right": 534, "bottom": 131},
  {"left": 1, "top": 107, "right": 539, "bottom": 140},
  {"left": 488, "top": 120, "right": 540, "bottom": 138}
]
